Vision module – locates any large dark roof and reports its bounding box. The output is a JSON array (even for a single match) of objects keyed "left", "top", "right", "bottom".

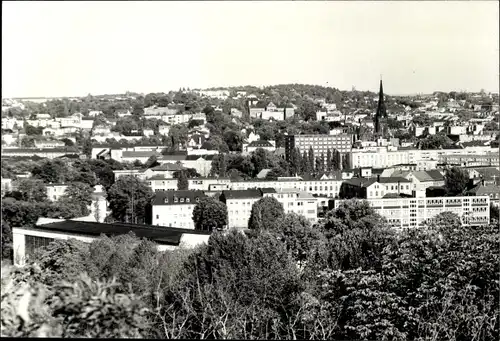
[
  {"left": 34, "top": 220, "right": 211, "bottom": 246},
  {"left": 185, "top": 154, "right": 216, "bottom": 161},
  {"left": 222, "top": 189, "right": 263, "bottom": 200}
]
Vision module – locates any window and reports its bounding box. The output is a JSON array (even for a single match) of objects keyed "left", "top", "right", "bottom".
[
  {"left": 186, "top": 198, "right": 190, "bottom": 203},
  {"left": 25, "top": 235, "right": 55, "bottom": 259},
  {"left": 174, "top": 198, "right": 178, "bottom": 203},
  {"left": 156, "top": 214, "right": 159, "bottom": 219},
  {"left": 196, "top": 197, "right": 200, "bottom": 202}
]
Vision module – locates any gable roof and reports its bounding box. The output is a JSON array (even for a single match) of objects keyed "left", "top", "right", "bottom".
[
  {"left": 416, "top": 170, "right": 443, "bottom": 182},
  {"left": 470, "top": 167, "right": 500, "bottom": 181},
  {"left": 159, "top": 153, "right": 188, "bottom": 161},
  {"left": 152, "top": 190, "right": 207, "bottom": 206},
  {"left": 33, "top": 219, "right": 210, "bottom": 246},
  {"left": 248, "top": 140, "right": 273, "bottom": 148},
  {"left": 151, "top": 163, "right": 185, "bottom": 171}
]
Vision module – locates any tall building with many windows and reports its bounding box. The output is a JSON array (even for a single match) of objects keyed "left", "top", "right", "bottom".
[{"left": 284, "top": 134, "right": 354, "bottom": 165}]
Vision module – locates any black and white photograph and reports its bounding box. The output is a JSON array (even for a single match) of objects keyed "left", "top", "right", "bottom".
[{"left": 1, "top": 1, "right": 499, "bottom": 339}]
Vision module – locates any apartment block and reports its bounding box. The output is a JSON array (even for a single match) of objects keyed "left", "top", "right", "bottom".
[
  {"left": 151, "top": 190, "right": 207, "bottom": 229},
  {"left": 262, "top": 189, "right": 319, "bottom": 224},
  {"left": 334, "top": 196, "right": 490, "bottom": 228},
  {"left": 284, "top": 134, "right": 354, "bottom": 164},
  {"left": 220, "top": 189, "right": 263, "bottom": 229}
]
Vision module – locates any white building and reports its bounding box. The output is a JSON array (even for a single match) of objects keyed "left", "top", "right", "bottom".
[
  {"left": 46, "top": 184, "right": 69, "bottom": 202},
  {"left": 242, "top": 140, "right": 276, "bottom": 154},
  {"left": 262, "top": 189, "right": 319, "bottom": 224},
  {"left": 334, "top": 196, "right": 491, "bottom": 228},
  {"left": 11, "top": 218, "right": 212, "bottom": 266},
  {"left": 182, "top": 155, "right": 215, "bottom": 177},
  {"left": 151, "top": 190, "right": 208, "bottom": 229},
  {"left": 221, "top": 189, "right": 263, "bottom": 229}
]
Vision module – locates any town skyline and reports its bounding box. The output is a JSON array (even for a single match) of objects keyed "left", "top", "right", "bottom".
[{"left": 3, "top": 1, "right": 499, "bottom": 98}]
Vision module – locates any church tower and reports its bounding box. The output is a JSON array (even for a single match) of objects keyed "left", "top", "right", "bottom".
[{"left": 374, "top": 78, "right": 387, "bottom": 137}]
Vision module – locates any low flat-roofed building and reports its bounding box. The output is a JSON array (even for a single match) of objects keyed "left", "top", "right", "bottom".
[{"left": 12, "top": 218, "right": 212, "bottom": 266}]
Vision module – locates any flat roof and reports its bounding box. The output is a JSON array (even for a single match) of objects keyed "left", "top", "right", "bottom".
[{"left": 18, "top": 219, "right": 211, "bottom": 246}]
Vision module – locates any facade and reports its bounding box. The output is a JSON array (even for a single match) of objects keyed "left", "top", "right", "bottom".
[
  {"left": 46, "top": 184, "right": 69, "bottom": 202},
  {"left": 1, "top": 147, "right": 80, "bottom": 159},
  {"left": 442, "top": 153, "right": 499, "bottom": 167},
  {"left": 284, "top": 134, "right": 354, "bottom": 165},
  {"left": 220, "top": 189, "right": 263, "bottom": 229},
  {"left": 151, "top": 190, "right": 208, "bottom": 229},
  {"left": 243, "top": 140, "right": 276, "bottom": 154},
  {"left": 1, "top": 178, "right": 12, "bottom": 196},
  {"left": 334, "top": 196, "right": 491, "bottom": 228},
  {"left": 230, "top": 178, "right": 344, "bottom": 200},
  {"left": 262, "top": 189, "right": 319, "bottom": 224},
  {"left": 12, "top": 219, "right": 211, "bottom": 266},
  {"left": 182, "top": 155, "right": 214, "bottom": 177}
]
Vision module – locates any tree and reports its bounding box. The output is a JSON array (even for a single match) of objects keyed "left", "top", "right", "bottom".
[
  {"left": 9, "top": 179, "right": 48, "bottom": 202},
  {"left": 326, "top": 149, "right": 333, "bottom": 172},
  {"left": 107, "top": 176, "right": 153, "bottom": 223},
  {"left": 444, "top": 166, "right": 469, "bottom": 195},
  {"left": 177, "top": 171, "right": 189, "bottom": 190},
  {"left": 2, "top": 219, "right": 13, "bottom": 260},
  {"left": 248, "top": 196, "right": 285, "bottom": 231},
  {"left": 332, "top": 149, "right": 341, "bottom": 171},
  {"left": 315, "top": 154, "right": 324, "bottom": 174},
  {"left": 192, "top": 197, "right": 228, "bottom": 231},
  {"left": 275, "top": 213, "right": 327, "bottom": 268},
  {"left": 32, "top": 160, "right": 68, "bottom": 184},
  {"left": 250, "top": 148, "right": 269, "bottom": 177},
  {"left": 308, "top": 146, "right": 315, "bottom": 172},
  {"left": 144, "top": 155, "right": 160, "bottom": 169},
  {"left": 419, "top": 133, "right": 453, "bottom": 149},
  {"left": 341, "top": 153, "right": 350, "bottom": 170},
  {"left": 173, "top": 168, "right": 200, "bottom": 179},
  {"left": 60, "top": 138, "right": 74, "bottom": 146},
  {"left": 218, "top": 153, "right": 227, "bottom": 177},
  {"left": 301, "top": 150, "right": 310, "bottom": 174},
  {"left": 58, "top": 182, "right": 94, "bottom": 217}
]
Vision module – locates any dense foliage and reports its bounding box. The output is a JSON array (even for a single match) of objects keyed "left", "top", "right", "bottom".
[{"left": 2, "top": 202, "right": 499, "bottom": 339}]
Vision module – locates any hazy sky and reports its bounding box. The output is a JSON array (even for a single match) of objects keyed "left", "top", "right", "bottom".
[{"left": 2, "top": 1, "right": 499, "bottom": 98}]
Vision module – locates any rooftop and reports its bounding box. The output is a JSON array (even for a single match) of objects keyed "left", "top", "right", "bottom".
[
  {"left": 27, "top": 219, "right": 211, "bottom": 246},
  {"left": 152, "top": 190, "right": 207, "bottom": 206},
  {"left": 222, "top": 189, "right": 263, "bottom": 200}
]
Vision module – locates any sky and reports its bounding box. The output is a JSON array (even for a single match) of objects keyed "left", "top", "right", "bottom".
[{"left": 2, "top": 1, "right": 499, "bottom": 98}]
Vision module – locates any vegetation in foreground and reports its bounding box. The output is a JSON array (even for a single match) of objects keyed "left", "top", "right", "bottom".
[{"left": 1, "top": 201, "right": 499, "bottom": 340}]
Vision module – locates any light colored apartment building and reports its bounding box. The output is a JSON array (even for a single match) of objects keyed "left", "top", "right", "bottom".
[
  {"left": 220, "top": 189, "right": 263, "bottom": 229},
  {"left": 262, "top": 189, "right": 319, "bottom": 224},
  {"left": 334, "top": 196, "right": 490, "bottom": 228},
  {"left": 151, "top": 190, "right": 208, "bottom": 229},
  {"left": 230, "top": 178, "right": 344, "bottom": 200},
  {"left": 350, "top": 146, "right": 497, "bottom": 169}
]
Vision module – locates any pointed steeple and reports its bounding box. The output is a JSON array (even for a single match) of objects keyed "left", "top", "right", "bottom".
[{"left": 374, "top": 77, "right": 387, "bottom": 135}]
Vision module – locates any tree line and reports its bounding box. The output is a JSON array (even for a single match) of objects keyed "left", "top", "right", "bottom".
[{"left": 2, "top": 201, "right": 498, "bottom": 339}]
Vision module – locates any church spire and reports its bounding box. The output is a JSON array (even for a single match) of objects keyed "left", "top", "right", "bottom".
[{"left": 374, "top": 78, "right": 387, "bottom": 135}]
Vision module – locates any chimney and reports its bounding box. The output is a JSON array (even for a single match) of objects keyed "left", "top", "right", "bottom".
[{"left": 377, "top": 174, "right": 380, "bottom": 182}]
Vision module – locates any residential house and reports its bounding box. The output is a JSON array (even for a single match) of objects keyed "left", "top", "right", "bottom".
[
  {"left": 34, "top": 139, "right": 65, "bottom": 149},
  {"left": 151, "top": 190, "right": 208, "bottom": 229},
  {"left": 158, "top": 125, "right": 170, "bottom": 136},
  {"left": 466, "top": 182, "right": 500, "bottom": 207},
  {"left": 182, "top": 154, "right": 215, "bottom": 176},
  {"left": 243, "top": 140, "right": 276, "bottom": 154},
  {"left": 339, "top": 176, "right": 413, "bottom": 200},
  {"left": 46, "top": 183, "right": 69, "bottom": 202},
  {"left": 262, "top": 189, "right": 319, "bottom": 224},
  {"left": 1, "top": 178, "right": 12, "bottom": 196}
]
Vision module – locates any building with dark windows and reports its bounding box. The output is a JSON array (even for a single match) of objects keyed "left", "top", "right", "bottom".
[{"left": 284, "top": 134, "right": 354, "bottom": 166}]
